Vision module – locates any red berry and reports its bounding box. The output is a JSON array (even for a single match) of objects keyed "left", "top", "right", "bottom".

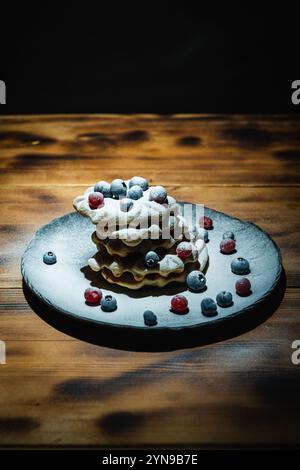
[
  {"left": 84, "top": 287, "right": 102, "bottom": 304},
  {"left": 235, "top": 278, "right": 251, "bottom": 296},
  {"left": 171, "top": 295, "right": 188, "bottom": 313},
  {"left": 176, "top": 241, "right": 192, "bottom": 259},
  {"left": 88, "top": 192, "right": 104, "bottom": 209},
  {"left": 199, "top": 216, "right": 213, "bottom": 230},
  {"left": 220, "top": 238, "right": 236, "bottom": 254}
]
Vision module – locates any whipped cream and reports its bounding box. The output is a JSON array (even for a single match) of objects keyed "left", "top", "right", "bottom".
[{"left": 73, "top": 183, "right": 181, "bottom": 243}]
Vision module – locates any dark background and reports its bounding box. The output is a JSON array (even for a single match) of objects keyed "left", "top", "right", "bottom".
[{"left": 1, "top": 9, "right": 298, "bottom": 114}]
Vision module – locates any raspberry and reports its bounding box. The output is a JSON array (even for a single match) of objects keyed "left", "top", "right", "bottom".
[
  {"left": 235, "top": 278, "right": 251, "bottom": 296},
  {"left": 199, "top": 216, "right": 213, "bottom": 230},
  {"left": 176, "top": 241, "right": 192, "bottom": 259},
  {"left": 84, "top": 287, "right": 102, "bottom": 305},
  {"left": 220, "top": 238, "right": 236, "bottom": 254},
  {"left": 88, "top": 192, "right": 104, "bottom": 209},
  {"left": 171, "top": 295, "right": 188, "bottom": 313}
]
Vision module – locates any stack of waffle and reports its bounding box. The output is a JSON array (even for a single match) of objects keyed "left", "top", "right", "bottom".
[{"left": 73, "top": 179, "right": 208, "bottom": 290}]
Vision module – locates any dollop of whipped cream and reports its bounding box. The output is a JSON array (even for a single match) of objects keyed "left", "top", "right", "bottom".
[{"left": 73, "top": 182, "right": 181, "bottom": 243}]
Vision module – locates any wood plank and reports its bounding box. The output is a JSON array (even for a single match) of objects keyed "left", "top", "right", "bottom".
[
  {"left": 0, "top": 288, "right": 299, "bottom": 446},
  {"left": 0, "top": 115, "right": 299, "bottom": 448},
  {"left": 0, "top": 186, "right": 298, "bottom": 288},
  {"left": 0, "top": 115, "right": 299, "bottom": 185}
]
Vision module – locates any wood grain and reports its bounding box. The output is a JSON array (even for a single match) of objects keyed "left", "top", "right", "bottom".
[
  {"left": 0, "top": 114, "right": 300, "bottom": 185},
  {"left": 0, "top": 288, "right": 299, "bottom": 446},
  {"left": 0, "top": 114, "right": 299, "bottom": 447}
]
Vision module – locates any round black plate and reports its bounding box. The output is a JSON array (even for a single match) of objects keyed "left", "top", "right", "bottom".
[{"left": 21, "top": 205, "right": 284, "bottom": 350}]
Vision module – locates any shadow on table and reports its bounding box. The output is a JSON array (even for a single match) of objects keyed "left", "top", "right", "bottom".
[{"left": 22, "top": 270, "right": 286, "bottom": 352}]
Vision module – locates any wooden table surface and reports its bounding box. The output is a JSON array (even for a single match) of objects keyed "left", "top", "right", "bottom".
[{"left": 0, "top": 114, "right": 299, "bottom": 448}]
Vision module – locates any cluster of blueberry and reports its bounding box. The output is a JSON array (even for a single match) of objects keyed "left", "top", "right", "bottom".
[
  {"left": 169, "top": 292, "right": 233, "bottom": 316},
  {"left": 218, "top": 229, "right": 252, "bottom": 297},
  {"left": 87, "top": 176, "right": 169, "bottom": 211},
  {"left": 84, "top": 287, "right": 117, "bottom": 312},
  {"left": 83, "top": 287, "right": 185, "bottom": 326},
  {"left": 167, "top": 219, "right": 253, "bottom": 318},
  {"left": 199, "top": 277, "right": 252, "bottom": 317}
]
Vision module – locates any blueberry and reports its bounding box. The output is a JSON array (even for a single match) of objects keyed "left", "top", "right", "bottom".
[
  {"left": 43, "top": 251, "right": 57, "bottom": 265},
  {"left": 129, "top": 176, "right": 149, "bottom": 191},
  {"left": 223, "top": 231, "right": 235, "bottom": 240},
  {"left": 94, "top": 180, "right": 111, "bottom": 198},
  {"left": 143, "top": 310, "right": 157, "bottom": 326},
  {"left": 111, "top": 179, "right": 127, "bottom": 199},
  {"left": 101, "top": 295, "right": 117, "bottom": 312},
  {"left": 144, "top": 251, "right": 159, "bottom": 268},
  {"left": 186, "top": 270, "right": 206, "bottom": 292},
  {"left": 201, "top": 298, "right": 218, "bottom": 317},
  {"left": 216, "top": 291, "right": 233, "bottom": 308},
  {"left": 231, "top": 257, "right": 250, "bottom": 275},
  {"left": 120, "top": 198, "right": 134, "bottom": 212},
  {"left": 149, "top": 186, "right": 167, "bottom": 204},
  {"left": 127, "top": 184, "right": 143, "bottom": 200}
]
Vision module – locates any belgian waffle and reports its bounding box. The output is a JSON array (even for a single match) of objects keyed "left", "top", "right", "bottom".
[
  {"left": 88, "top": 238, "right": 208, "bottom": 288},
  {"left": 92, "top": 232, "right": 181, "bottom": 257},
  {"left": 99, "top": 264, "right": 200, "bottom": 290},
  {"left": 73, "top": 178, "right": 209, "bottom": 290}
]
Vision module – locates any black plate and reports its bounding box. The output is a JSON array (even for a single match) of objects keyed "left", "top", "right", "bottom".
[{"left": 21, "top": 205, "right": 284, "bottom": 351}]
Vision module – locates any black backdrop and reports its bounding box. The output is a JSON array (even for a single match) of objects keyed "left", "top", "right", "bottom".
[{"left": 1, "top": 9, "right": 298, "bottom": 114}]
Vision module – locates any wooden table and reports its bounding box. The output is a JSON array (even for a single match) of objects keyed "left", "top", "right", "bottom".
[{"left": 0, "top": 114, "right": 299, "bottom": 448}]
